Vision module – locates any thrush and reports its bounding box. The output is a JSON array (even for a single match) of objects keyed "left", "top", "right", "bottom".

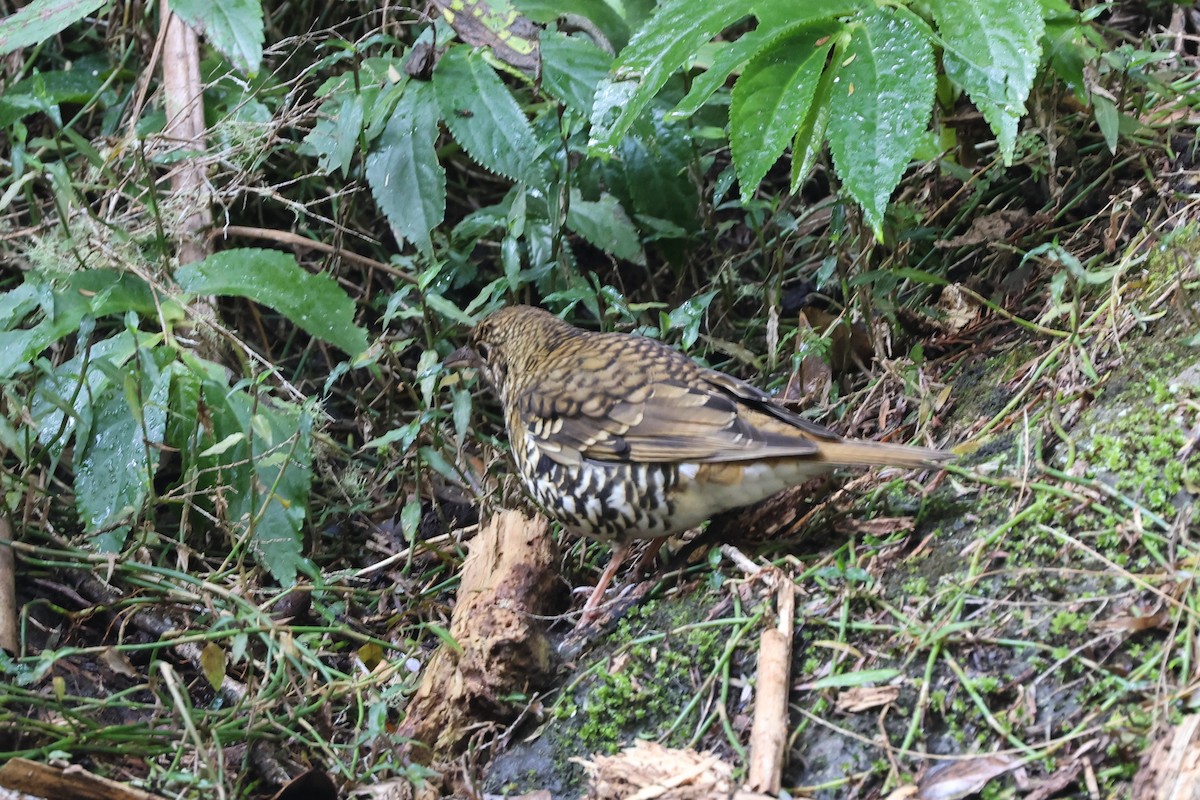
[{"left": 447, "top": 305, "right": 949, "bottom": 619}]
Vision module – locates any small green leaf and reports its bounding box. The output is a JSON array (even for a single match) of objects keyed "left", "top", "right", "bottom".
[
  {"left": 176, "top": 248, "right": 369, "bottom": 356},
  {"left": 809, "top": 668, "right": 901, "bottom": 690},
  {"left": 826, "top": 8, "right": 935, "bottom": 237},
  {"left": 929, "top": 0, "right": 1043, "bottom": 164},
  {"left": 366, "top": 81, "right": 445, "bottom": 257},
  {"left": 541, "top": 31, "right": 612, "bottom": 116},
  {"left": 566, "top": 190, "right": 645, "bottom": 265},
  {"left": 307, "top": 93, "right": 364, "bottom": 175},
  {"left": 0, "top": 0, "right": 106, "bottom": 57},
  {"left": 434, "top": 46, "right": 539, "bottom": 182},
  {"left": 1092, "top": 94, "right": 1118, "bottom": 154},
  {"left": 590, "top": 0, "right": 748, "bottom": 151},
  {"left": 730, "top": 23, "right": 838, "bottom": 201},
  {"left": 170, "top": 0, "right": 265, "bottom": 75}
]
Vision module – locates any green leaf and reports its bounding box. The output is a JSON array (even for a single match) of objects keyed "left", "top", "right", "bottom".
[
  {"left": 541, "top": 31, "right": 612, "bottom": 116},
  {"left": 0, "top": 67, "right": 113, "bottom": 127},
  {"left": 566, "top": 190, "right": 645, "bottom": 265},
  {"left": 0, "top": 271, "right": 170, "bottom": 381},
  {"left": 618, "top": 116, "right": 699, "bottom": 236},
  {"left": 669, "top": 30, "right": 769, "bottom": 121},
  {"left": 590, "top": 0, "right": 748, "bottom": 151},
  {"left": 730, "top": 23, "right": 838, "bottom": 201},
  {"left": 32, "top": 330, "right": 140, "bottom": 457},
  {"left": 208, "top": 385, "right": 313, "bottom": 585},
  {"left": 928, "top": 0, "right": 1043, "bottom": 164},
  {"left": 0, "top": 0, "right": 106, "bottom": 56},
  {"left": 826, "top": 8, "right": 934, "bottom": 237},
  {"left": 306, "top": 92, "right": 364, "bottom": 175},
  {"left": 809, "top": 668, "right": 901, "bottom": 690},
  {"left": 366, "top": 81, "right": 445, "bottom": 257},
  {"left": 74, "top": 353, "right": 171, "bottom": 551},
  {"left": 169, "top": 0, "right": 264, "bottom": 75},
  {"left": 433, "top": 46, "right": 538, "bottom": 182},
  {"left": 176, "top": 248, "right": 368, "bottom": 356},
  {"left": 1092, "top": 94, "right": 1118, "bottom": 153}
]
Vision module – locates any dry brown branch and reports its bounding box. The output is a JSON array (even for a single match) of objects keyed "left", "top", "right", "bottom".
[
  {"left": 746, "top": 569, "right": 796, "bottom": 794},
  {"left": 397, "top": 509, "right": 562, "bottom": 766},
  {"left": 0, "top": 513, "right": 16, "bottom": 654}
]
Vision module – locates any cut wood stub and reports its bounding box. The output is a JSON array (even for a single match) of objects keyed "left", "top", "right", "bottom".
[{"left": 398, "top": 509, "right": 563, "bottom": 765}]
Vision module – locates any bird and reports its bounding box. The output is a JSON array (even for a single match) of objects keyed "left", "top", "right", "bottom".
[{"left": 446, "top": 304, "right": 949, "bottom": 621}]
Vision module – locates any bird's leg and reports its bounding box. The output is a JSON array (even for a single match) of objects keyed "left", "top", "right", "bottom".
[
  {"left": 632, "top": 536, "right": 666, "bottom": 576},
  {"left": 578, "top": 540, "right": 630, "bottom": 627}
]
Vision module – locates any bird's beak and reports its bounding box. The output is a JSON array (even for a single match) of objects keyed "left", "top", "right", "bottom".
[{"left": 444, "top": 345, "right": 478, "bottom": 369}]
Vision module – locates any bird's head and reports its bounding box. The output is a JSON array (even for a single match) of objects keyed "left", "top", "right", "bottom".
[{"left": 445, "top": 305, "right": 575, "bottom": 393}]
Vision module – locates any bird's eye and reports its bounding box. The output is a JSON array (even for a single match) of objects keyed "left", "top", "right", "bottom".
[{"left": 475, "top": 342, "right": 492, "bottom": 362}]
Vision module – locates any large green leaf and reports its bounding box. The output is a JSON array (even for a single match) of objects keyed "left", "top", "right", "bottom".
[
  {"left": 169, "top": 0, "right": 264, "bottom": 75},
  {"left": 514, "top": 0, "right": 632, "bottom": 51},
  {"left": 541, "top": 31, "right": 612, "bottom": 117},
  {"left": 0, "top": 270, "right": 172, "bottom": 380},
  {"left": 589, "top": 0, "right": 748, "bottom": 151},
  {"left": 305, "top": 92, "right": 365, "bottom": 175},
  {"left": 566, "top": 190, "right": 645, "bottom": 265},
  {"left": 730, "top": 23, "right": 838, "bottom": 201},
  {"left": 176, "top": 248, "right": 369, "bottom": 356},
  {"left": 0, "top": 0, "right": 106, "bottom": 56},
  {"left": 826, "top": 8, "right": 934, "bottom": 237},
  {"left": 365, "top": 81, "right": 446, "bottom": 257},
  {"left": 433, "top": 46, "right": 538, "bottom": 182},
  {"left": 197, "top": 372, "right": 313, "bottom": 586},
  {"left": 929, "top": 0, "right": 1043, "bottom": 164},
  {"left": 74, "top": 349, "right": 171, "bottom": 552},
  {"left": 668, "top": 29, "right": 772, "bottom": 122}
]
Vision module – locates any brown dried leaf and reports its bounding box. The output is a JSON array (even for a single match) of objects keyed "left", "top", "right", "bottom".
[
  {"left": 1134, "top": 715, "right": 1200, "bottom": 799},
  {"left": 577, "top": 741, "right": 734, "bottom": 800},
  {"left": 917, "top": 754, "right": 1022, "bottom": 800},
  {"left": 836, "top": 685, "right": 900, "bottom": 713}
]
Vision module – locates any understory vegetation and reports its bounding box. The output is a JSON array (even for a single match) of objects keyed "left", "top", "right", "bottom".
[{"left": 0, "top": 0, "right": 1198, "bottom": 797}]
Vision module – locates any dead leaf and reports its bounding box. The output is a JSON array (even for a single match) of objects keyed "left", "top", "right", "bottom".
[
  {"left": 1134, "top": 714, "right": 1200, "bottom": 799},
  {"left": 836, "top": 685, "right": 900, "bottom": 713},
  {"left": 200, "top": 641, "right": 226, "bottom": 690},
  {"left": 917, "top": 754, "right": 1022, "bottom": 800},
  {"left": 101, "top": 646, "right": 140, "bottom": 679},
  {"left": 576, "top": 741, "right": 735, "bottom": 800},
  {"left": 936, "top": 285, "right": 981, "bottom": 334},
  {"left": 935, "top": 210, "right": 1029, "bottom": 249}
]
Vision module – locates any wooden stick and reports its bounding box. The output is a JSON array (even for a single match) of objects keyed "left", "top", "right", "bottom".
[{"left": 746, "top": 570, "right": 795, "bottom": 794}]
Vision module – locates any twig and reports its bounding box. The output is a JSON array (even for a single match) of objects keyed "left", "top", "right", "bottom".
[{"left": 746, "top": 569, "right": 796, "bottom": 794}]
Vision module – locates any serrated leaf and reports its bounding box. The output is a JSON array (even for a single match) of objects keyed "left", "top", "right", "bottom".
[
  {"left": 730, "top": 23, "right": 837, "bottom": 201},
  {"left": 212, "top": 388, "right": 313, "bottom": 586},
  {"left": 366, "top": 81, "right": 445, "bottom": 257},
  {"left": 566, "top": 190, "right": 645, "bottom": 265},
  {"left": 541, "top": 31, "right": 612, "bottom": 116},
  {"left": 169, "top": 0, "right": 264, "bottom": 75},
  {"left": 826, "top": 8, "right": 934, "bottom": 237},
  {"left": 75, "top": 359, "right": 170, "bottom": 551},
  {"left": 928, "top": 0, "right": 1042, "bottom": 164},
  {"left": 619, "top": 116, "right": 699, "bottom": 235},
  {"left": 669, "top": 29, "right": 769, "bottom": 121},
  {"left": 434, "top": 46, "right": 537, "bottom": 182},
  {"left": 0, "top": 0, "right": 106, "bottom": 56},
  {"left": 0, "top": 270, "right": 171, "bottom": 380},
  {"left": 306, "top": 93, "right": 364, "bottom": 175},
  {"left": 176, "top": 248, "right": 368, "bottom": 356},
  {"left": 590, "top": 0, "right": 748, "bottom": 151}
]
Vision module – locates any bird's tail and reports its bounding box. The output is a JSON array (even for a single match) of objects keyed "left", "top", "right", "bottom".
[{"left": 816, "top": 440, "right": 951, "bottom": 468}]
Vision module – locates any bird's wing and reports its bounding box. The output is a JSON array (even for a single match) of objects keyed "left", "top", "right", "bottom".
[{"left": 516, "top": 362, "right": 840, "bottom": 466}]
